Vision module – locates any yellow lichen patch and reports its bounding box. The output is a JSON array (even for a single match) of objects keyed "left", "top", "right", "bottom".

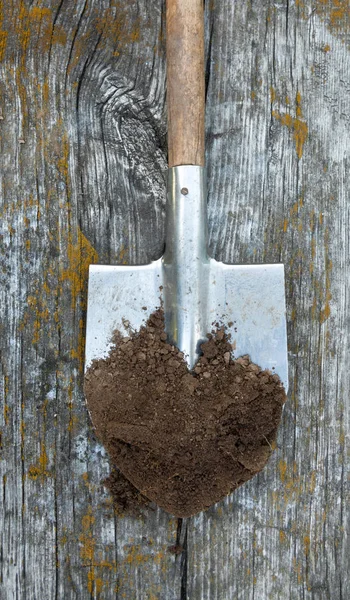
[
  {"left": 278, "top": 459, "right": 288, "bottom": 483},
  {"left": 29, "top": 6, "right": 51, "bottom": 20},
  {"left": 16, "top": 3, "right": 30, "bottom": 54},
  {"left": 80, "top": 507, "right": 96, "bottom": 562},
  {"left": 2, "top": 194, "right": 40, "bottom": 220},
  {"left": 60, "top": 529, "right": 68, "bottom": 546},
  {"left": 87, "top": 569, "right": 103, "bottom": 595},
  {"left": 293, "top": 558, "right": 303, "bottom": 584},
  {"left": 61, "top": 227, "right": 98, "bottom": 310},
  {"left": 66, "top": 32, "right": 91, "bottom": 75},
  {"left": 0, "top": 30, "right": 7, "bottom": 61},
  {"left": 25, "top": 293, "right": 50, "bottom": 345},
  {"left": 58, "top": 227, "right": 98, "bottom": 369},
  {"left": 51, "top": 25, "right": 67, "bottom": 46},
  {"left": 0, "top": 0, "right": 7, "bottom": 61},
  {"left": 28, "top": 442, "right": 49, "bottom": 479},
  {"left": 14, "top": 3, "right": 65, "bottom": 57},
  {"left": 309, "top": 237, "right": 316, "bottom": 274},
  {"left": 3, "top": 374, "right": 9, "bottom": 398},
  {"left": 27, "top": 400, "right": 50, "bottom": 479},
  {"left": 320, "top": 291, "right": 331, "bottom": 323},
  {"left": 298, "top": 1, "right": 350, "bottom": 36},
  {"left": 272, "top": 92, "right": 308, "bottom": 159},
  {"left": 119, "top": 543, "right": 168, "bottom": 583},
  {"left": 309, "top": 209, "right": 316, "bottom": 232},
  {"left": 18, "top": 274, "right": 52, "bottom": 344},
  {"left": 79, "top": 507, "right": 109, "bottom": 595},
  {"left": 67, "top": 406, "right": 78, "bottom": 433},
  {"left": 316, "top": 0, "right": 350, "bottom": 33},
  {"left": 95, "top": 558, "right": 117, "bottom": 571},
  {"left": 96, "top": 2, "right": 141, "bottom": 53},
  {"left": 303, "top": 534, "right": 311, "bottom": 556},
  {"left": 13, "top": 2, "right": 33, "bottom": 131},
  {"left": 40, "top": 76, "right": 50, "bottom": 109},
  {"left": 295, "top": 91, "right": 303, "bottom": 118},
  {"left": 57, "top": 130, "right": 70, "bottom": 181},
  {"left": 274, "top": 460, "right": 307, "bottom": 508},
  {"left": 3, "top": 403, "right": 10, "bottom": 425},
  {"left": 125, "top": 547, "right": 150, "bottom": 566},
  {"left": 279, "top": 530, "right": 287, "bottom": 543}
]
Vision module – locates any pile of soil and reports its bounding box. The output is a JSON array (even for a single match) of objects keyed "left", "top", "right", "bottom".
[{"left": 85, "top": 310, "right": 286, "bottom": 517}]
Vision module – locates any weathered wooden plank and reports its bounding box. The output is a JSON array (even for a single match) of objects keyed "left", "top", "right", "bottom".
[
  {"left": 0, "top": 1, "right": 180, "bottom": 598},
  {"left": 186, "top": 1, "right": 349, "bottom": 599},
  {"left": 0, "top": 0, "right": 348, "bottom": 599}
]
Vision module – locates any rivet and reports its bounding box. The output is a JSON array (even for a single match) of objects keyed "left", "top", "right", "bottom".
[{"left": 181, "top": 187, "right": 189, "bottom": 195}]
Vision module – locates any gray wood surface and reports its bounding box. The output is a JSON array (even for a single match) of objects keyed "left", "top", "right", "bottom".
[{"left": 0, "top": 1, "right": 349, "bottom": 598}]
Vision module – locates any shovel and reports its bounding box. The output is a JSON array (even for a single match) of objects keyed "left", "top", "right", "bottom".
[{"left": 85, "top": 0, "right": 288, "bottom": 391}]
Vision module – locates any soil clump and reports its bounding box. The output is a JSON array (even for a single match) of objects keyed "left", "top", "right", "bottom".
[{"left": 85, "top": 309, "right": 286, "bottom": 517}]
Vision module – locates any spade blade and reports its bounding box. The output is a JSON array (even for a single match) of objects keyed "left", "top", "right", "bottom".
[{"left": 85, "top": 260, "right": 163, "bottom": 369}]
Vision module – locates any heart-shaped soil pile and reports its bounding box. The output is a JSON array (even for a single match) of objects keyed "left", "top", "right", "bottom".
[{"left": 84, "top": 310, "right": 286, "bottom": 517}]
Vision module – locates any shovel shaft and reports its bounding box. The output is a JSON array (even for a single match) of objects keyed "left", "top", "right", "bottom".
[
  {"left": 166, "top": 0, "right": 205, "bottom": 167},
  {"left": 163, "top": 166, "right": 209, "bottom": 368}
]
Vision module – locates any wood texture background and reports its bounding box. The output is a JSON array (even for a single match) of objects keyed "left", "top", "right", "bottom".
[{"left": 0, "top": 0, "right": 349, "bottom": 598}]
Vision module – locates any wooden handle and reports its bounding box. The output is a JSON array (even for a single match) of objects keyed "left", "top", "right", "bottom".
[{"left": 166, "top": 0, "right": 205, "bottom": 167}]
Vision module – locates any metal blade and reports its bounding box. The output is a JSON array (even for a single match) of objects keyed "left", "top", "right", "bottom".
[
  {"left": 208, "top": 259, "right": 288, "bottom": 391},
  {"left": 85, "top": 260, "right": 163, "bottom": 368}
]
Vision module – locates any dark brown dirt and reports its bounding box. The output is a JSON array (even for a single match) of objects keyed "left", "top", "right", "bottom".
[
  {"left": 85, "top": 309, "right": 286, "bottom": 518},
  {"left": 103, "top": 468, "right": 150, "bottom": 516}
]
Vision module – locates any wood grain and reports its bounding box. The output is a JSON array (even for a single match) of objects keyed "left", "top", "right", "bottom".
[
  {"left": 166, "top": 0, "right": 205, "bottom": 167},
  {"left": 0, "top": 0, "right": 348, "bottom": 598}
]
